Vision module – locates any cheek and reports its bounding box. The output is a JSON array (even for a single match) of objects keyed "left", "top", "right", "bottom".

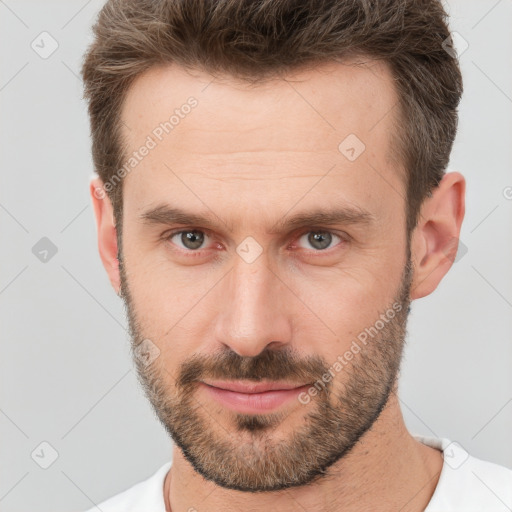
[
  {"left": 129, "top": 270, "right": 217, "bottom": 333},
  {"left": 293, "top": 266, "right": 395, "bottom": 319},
  {"left": 286, "top": 257, "right": 404, "bottom": 353},
  {"left": 123, "top": 231, "right": 201, "bottom": 304},
  {"left": 122, "top": 243, "right": 221, "bottom": 353}
]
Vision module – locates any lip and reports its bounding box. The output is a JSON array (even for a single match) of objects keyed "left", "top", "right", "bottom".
[
  {"left": 201, "top": 380, "right": 308, "bottom": 393},
  {"left": 200, "top": 380, "right": 311, "bottom": 414}
]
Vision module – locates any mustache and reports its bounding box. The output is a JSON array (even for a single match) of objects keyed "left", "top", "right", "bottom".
[{"left": 176, "top": 347, "right": 330, "bottom": 390}]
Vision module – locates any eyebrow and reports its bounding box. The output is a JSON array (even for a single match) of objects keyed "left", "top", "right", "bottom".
[{"left": 140, "top": 204, "right": 376, "bottom": 234}]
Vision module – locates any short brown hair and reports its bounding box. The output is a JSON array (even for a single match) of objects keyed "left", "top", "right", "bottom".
[{"left": 81, "top": 0, "right": 462, "bottom": 236}]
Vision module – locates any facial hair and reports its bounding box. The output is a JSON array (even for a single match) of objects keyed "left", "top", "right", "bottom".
[{"left": 119, "top": 248, "right": 414, "bottom": 492}]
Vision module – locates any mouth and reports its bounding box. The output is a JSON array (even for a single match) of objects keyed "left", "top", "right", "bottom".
[{"left": 199, "top": 380, "right": 311, "bottom": 413}]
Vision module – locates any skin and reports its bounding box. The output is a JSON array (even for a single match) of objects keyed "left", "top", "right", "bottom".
[{"left": 90, "top": 59, "right": 465, "bottom": 511}]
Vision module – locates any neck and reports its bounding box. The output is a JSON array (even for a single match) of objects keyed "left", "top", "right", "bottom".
[{"left": 164, "top": 390, "right": 443, "bottom": 512}]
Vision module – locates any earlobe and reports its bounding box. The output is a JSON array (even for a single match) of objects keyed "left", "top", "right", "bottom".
[
  {"left": 410, "top": 171, "right": 466, "bottom": 300},
  {"left": 90, "top": 177, "right": 121, "bottom": 294}
]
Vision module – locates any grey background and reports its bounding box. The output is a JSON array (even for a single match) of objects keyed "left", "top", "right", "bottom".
[{"left": 1, "top": 1, "right": 511, "bottom": 511}]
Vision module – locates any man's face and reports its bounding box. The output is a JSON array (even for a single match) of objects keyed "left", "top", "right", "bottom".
[{"left": 117, "top": 60, "right": 412, "bottom": 491}]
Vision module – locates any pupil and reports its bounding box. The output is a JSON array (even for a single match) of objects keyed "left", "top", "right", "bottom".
[
  {"left": 308, "top": 231, "right": 331, "bottom": 250},
  {"left": 182, "top": 231, "right": 204, "bottom": 249}
]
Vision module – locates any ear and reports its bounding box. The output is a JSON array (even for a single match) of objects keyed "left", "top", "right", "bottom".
[
  {"left": 410, "top": 171, "right": 466, "bottom": 300},
  {"left": 90, "top": 177, "right": 121, "bottom": 294}
]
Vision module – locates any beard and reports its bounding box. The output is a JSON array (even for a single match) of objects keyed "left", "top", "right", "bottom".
[{"left": 118, "top": 246, "right": 414, "bottom": 493}]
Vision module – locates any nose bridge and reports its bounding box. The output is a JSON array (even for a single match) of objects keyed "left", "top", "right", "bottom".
[{"left": 214, "top": 253, "right": 291, "bottom": 356}]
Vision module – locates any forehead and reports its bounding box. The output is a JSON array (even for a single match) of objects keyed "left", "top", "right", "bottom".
[
  {"left": 121, "top": 58, "right": 399, "bottom": 150},
  {"left": 119, "top": 58, "right": 404, "bottom": 226}
]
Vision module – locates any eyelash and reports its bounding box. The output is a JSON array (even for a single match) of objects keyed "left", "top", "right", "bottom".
[{"left": 162, "top": 228, "right": 348, "bottom": 256}]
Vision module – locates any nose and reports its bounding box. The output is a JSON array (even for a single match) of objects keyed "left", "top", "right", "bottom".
[{"left": 214, "top": 254, "right": 293, "bottom": 357}]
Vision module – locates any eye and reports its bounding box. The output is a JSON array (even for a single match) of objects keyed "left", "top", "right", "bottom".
[
  {"left": 296, "top": 230, "right": 344, "bottom": 251},
  {"left": 167, "top": 229, "right": 210, "bottom": 251}
]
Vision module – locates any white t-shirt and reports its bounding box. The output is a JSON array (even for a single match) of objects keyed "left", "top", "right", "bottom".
[{"left": 83, "top": 435, "right": 512, "bottom": 511}]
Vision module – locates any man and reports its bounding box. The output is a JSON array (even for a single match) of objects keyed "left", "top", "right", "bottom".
[{"left": 81, "top": 0, "right": 512, "bottom": 511}]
